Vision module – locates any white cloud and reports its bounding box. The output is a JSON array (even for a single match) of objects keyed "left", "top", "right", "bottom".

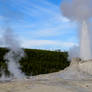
[
  {"left": 11, "top": 0, "right": 70, "bottom": 23},
  {"left": 21, "top": 39, "right": 77, "bottom": 50},
  {"left": 28, "top": 21, "right": 77, "bottom": 39}
]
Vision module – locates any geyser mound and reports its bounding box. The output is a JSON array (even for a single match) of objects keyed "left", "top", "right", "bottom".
[{"left": 58, "top": 58, "right": 92, "bottom": 80}]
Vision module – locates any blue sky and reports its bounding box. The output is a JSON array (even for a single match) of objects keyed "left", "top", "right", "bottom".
[{"left": 0, "top": 0, "right": 78, "bottom": 51}]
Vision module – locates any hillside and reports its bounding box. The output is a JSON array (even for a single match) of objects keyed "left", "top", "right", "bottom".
[{"left": 0, "top": 48, "right": 70, "bottom": 77}]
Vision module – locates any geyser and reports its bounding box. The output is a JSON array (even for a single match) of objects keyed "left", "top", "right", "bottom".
[
  {"left": 61, "top": 0, "right": 92, "bottom": 60},
  {"left": 3, "top": 28, "right": 25, "bottom": 79},
  {"left": 80, "top": 21, "right": 91, "bottom": 60},
  {"left": 59, "top": 0, "right": 92, "bottom": 80},
  {"left": 0, "top": 0, "right": 25, "bottom": 80}
]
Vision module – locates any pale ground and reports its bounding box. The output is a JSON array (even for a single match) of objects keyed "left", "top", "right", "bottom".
[
  {"left": 0, "top": 72, "right": 92, "bottom": 92},
  {"left": 1, "top": 59, "right": 92, "bottom": 92}
]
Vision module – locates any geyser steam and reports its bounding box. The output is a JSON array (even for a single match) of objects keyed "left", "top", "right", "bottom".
[
  {"left": 0, "top": 0, "right": 25, "bottom": 79},
  {"left": 3, "top": 28, "right": 25, "bottom": 79},
  {"left": 80, "top": 21, "right": 91, "bottom": 60},
  {"left": 61, "top": 0, "right": 92, "bottom": 60}
]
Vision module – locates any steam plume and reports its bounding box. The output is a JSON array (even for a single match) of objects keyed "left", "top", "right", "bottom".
[
  {"left": 61, "top": 0, "right": 92, "bottom": 60},
  {"left": 0, "top": 0, "right": 25, "bottom": 79},
  {"left": 61, "top": 0, "right": 92, "bottom": 21},
  {"left": 3, "top": 28, "right": 25, "bottom": 79}
]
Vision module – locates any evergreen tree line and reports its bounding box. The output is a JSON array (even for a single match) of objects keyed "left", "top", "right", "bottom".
[{"left": 0, "top": 48, "right": 70, "bottom": 77}]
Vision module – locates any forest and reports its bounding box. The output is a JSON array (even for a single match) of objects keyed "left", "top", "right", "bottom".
[{"left": 0, "top": 48, "right": 70, "bottom": 76}]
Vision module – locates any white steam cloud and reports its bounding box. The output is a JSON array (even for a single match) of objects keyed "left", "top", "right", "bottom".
[
  {"left": 61, "top": 0, "right": 92, "bottom": 21},
  {"left": 61, "top": 0, "right": 92, "bottom": 60},
  {"left": 0, "top": 0, "right": 25, "bottom": 80},
  {"left": 3, "top": 28, "right": 25, "bottom": 79}
]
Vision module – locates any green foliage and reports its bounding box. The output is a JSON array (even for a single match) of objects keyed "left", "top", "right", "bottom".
[{"left": 0, "top": 48, "right": 70, "bottom": 76}]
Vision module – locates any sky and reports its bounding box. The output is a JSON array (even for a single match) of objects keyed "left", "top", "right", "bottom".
[{"left": 0, "top": 0, "right": 78, "bottom": 51}]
